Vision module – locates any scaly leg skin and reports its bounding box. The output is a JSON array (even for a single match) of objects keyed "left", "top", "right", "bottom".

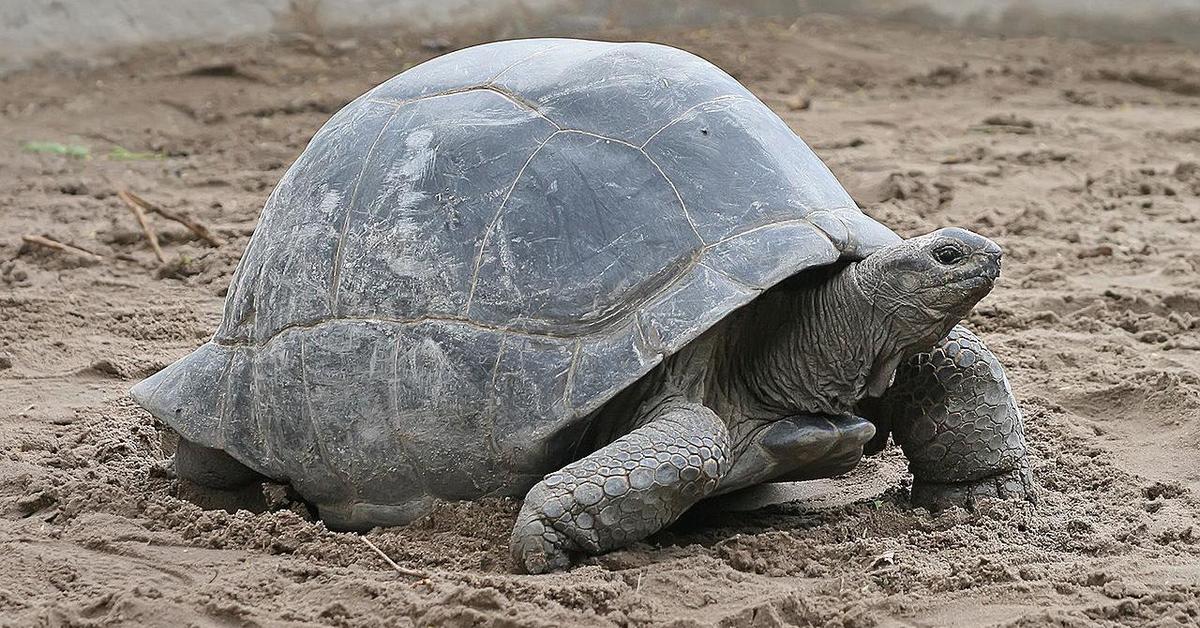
[
  {"left": 869, "top": 325, "right": 1036, "bottom": 510},
  {"left": 510, "top": 399, "right": 730, "bottom": 574},
  {"left": 175, "top": 438, "right": 266, "bottom": 490}
]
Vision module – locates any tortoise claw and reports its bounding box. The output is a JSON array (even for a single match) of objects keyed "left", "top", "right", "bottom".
[
  {"left": 511, "top": 498, "right": 574, "bottom": 574},
  {"left": 910, "top": 458, "right": 1037, "bottom": 511}
]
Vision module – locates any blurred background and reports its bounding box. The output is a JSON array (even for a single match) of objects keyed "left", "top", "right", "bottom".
[{"left": 4, "top": 0, "right": 1200, "bottom": 75}]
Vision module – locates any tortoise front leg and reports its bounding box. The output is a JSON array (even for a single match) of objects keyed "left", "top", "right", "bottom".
[
  {"left": 865, "top": 325, "right": 1036, "bottom": 509},
  {"left": 511, "top": 398, "right": 730, "bottom": 574},
  {"left": 713, "top": 414, "right": 876, "bottom": 495}
]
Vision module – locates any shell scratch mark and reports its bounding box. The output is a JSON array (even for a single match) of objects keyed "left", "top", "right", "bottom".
[
  {"left": 484, "top": 335, "right": 509, "bottom": 458},
  {"left": 214, "top": 350, "right": 239, "bottom": 449},
  {"left": 392, "top": 336, "right": 432, "bottom": 495},
  {"left": 561, "top": 128, "right": 640, "bottom": 150},
  {"left": 250, "top": 352, "right": 274, "bottom": 470},
  {"left": 631, "top": 316, "right": 665, "bottom": 360},
  {"left": 706, "top": 215, "right": 849, "bottom": 249},
  {"left": 487, "top": 42, "right": 571, "bottom": 85},
  {"left": 329, "top": 102, "right": 406, "bottom": 310},
  {"left": 299, "top": 338, "right": 358, "bottom": 498},
  {"left": 487, "top": 336, "right": 509, "bottom": 401},
  {"left": 563, "top": 340, "right": 583, "bottom": 413}
]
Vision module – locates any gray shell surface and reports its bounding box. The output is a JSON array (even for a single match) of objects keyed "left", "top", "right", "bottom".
[{"left": 132, "top": 38, "right": 900, "bottom": 515}]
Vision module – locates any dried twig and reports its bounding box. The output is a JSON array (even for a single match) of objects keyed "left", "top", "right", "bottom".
[
  {"left": 21, "top": 234, "right": 105, "bottom": 260},
  {"left": 117, "top": 189, "right": 166, "bottom": 263},
  {"left": 360, "top": 536, "right": 428, "bottom": 579},
  {"left": 119, "top": 188, "right": 223, "bottom": 247}
]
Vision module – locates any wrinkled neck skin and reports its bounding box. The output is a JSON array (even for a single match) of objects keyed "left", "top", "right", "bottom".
[
  {"left": 714, "top": 263, "right": 906, "bottom": 420},
  {"left": 589, "top": 260, "right": 956, "bottom": 453}
]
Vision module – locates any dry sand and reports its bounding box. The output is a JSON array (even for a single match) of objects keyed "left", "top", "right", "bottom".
[{"left": 2, "top": 14, "right": 1200, "bottom": 627}]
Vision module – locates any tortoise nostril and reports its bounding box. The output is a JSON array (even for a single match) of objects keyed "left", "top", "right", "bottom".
[{"left": 988, "top": 245, "right": 1002, "bottom": 272}]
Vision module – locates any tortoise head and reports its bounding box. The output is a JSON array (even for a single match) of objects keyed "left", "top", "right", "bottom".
[{"left": 853, "top": 227, "right": 1002, "bottom": 353}]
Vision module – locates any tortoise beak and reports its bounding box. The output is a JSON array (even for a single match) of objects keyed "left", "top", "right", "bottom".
[
  {"left": 978, "top": 237, "right": 1002, "bottom": 281},
  {"left": 978, "top": 243, "right": 1001, "bottom": 283}
]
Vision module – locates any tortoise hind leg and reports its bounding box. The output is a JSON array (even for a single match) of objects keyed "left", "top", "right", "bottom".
[
  {"left": 175, "top": 438, "right": 267, "bottom": 490},
  {"left": 315, "top": 498, "right": 440, "bottom": 532},
  {"left": 864, "top": 325, "right": 1036, "bottom": 510}
]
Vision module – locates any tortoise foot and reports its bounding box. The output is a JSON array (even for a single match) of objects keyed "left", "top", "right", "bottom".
[
  {"left": 911, "top": 459, "right": 1036, "bottom": 511},
  {"left": 511, "top": 498, "right": 574, "bottom": 574}
]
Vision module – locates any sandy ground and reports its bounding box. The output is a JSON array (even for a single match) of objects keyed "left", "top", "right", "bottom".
[{"left": 2, "top": 14, "right": 1200, "bottom": 628}]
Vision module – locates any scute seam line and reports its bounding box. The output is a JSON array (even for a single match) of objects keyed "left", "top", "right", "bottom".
[
  {"left": 638, "top": 94, "right": 752, "bottom": 148},
  {"left": 560, "top": 129, "right": 706, "bottom": 245},
  {"left": 366, "top": 84, "right": 560, "bottom": 129},
  {"left": 696, "top": 262, "right": 758, "bottom": 293},
  {"left": 225, "top": 210, "right": 861, "bottom": 350},
  {"left": 328, "top": 102, "right": 406, "bottom": 310},
  {"left": 463, "top": 128, "right": 561, "bottom": 314}
]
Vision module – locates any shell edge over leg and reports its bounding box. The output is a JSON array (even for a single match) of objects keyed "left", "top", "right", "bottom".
[{"left": 131, "top": 341, "right": 274, "bottom": 480}]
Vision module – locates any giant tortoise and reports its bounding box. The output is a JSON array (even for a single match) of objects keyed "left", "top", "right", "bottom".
[{"left": 131, "top": 38, "right": 1034, "bottom": 574}]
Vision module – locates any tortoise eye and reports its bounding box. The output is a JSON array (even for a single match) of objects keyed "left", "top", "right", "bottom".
[{"left": 933, "top": 245, "right": 964, "bottom": 265}]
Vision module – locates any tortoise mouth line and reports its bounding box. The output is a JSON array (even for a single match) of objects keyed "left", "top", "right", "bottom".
[{"left": 951, "top": 276, "right": 997, "bottom": 299}]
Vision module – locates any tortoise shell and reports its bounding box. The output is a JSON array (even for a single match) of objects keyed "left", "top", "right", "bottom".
[{"left": 132, "top": 38, "right": 900, "bottom": 522}]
